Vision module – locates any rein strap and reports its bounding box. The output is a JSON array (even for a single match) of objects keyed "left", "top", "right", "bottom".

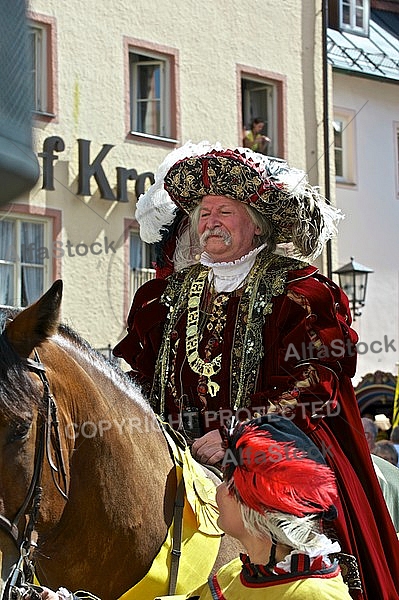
[
  {"left": 1, "top": 348, "right": 69, "bottom": 600},
  {"left": 168, "top": 478, "right": 185, "bottom": 596}
]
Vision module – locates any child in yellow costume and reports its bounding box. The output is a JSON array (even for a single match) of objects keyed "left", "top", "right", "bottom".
[{"left": 184, "top": 415, "right": 352, "bottom": 600}]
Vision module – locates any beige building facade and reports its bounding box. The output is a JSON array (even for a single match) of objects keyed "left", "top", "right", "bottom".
[
  {"left": 1, "top": 0, "right": 327, "bottom": 354},
  {"left": 328, "top": 0, "right": 399, "bottom": 390}
]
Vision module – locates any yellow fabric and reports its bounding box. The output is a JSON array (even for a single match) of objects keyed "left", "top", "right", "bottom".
[
  {"left": 244, "top": 130, "right": 260, "bottom": 151},
  {"left": 154, "top": 597, "right": 187, "bottom": 600},
  {"left": 189, "top": 558, "right": 352, "bottom": 599},
  {"left": 392, "top": 368, "right": 399, "bottom": 428},
  {"left": 119, "top": 426, "right": 222, "bottom": 600}
]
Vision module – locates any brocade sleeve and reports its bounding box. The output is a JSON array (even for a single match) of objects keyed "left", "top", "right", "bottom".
[{"left": 265, "top": 274, "right": 358, "bottom": 432}]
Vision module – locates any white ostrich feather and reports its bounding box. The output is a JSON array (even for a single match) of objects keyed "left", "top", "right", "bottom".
[{"left": 135, "top": 141, "right": 223, "bottom": 243}]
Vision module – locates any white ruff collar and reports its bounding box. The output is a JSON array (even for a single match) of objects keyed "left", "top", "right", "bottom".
[{"left": 200, "top": 244, "right": 267, "bottom": 293}]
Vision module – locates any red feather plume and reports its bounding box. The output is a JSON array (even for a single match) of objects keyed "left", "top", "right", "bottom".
[{"left": 231, "top": 427, "right": 338, "bottom": 518}]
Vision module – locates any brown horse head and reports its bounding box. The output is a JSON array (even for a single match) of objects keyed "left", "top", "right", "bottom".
[
  {"left": 6, "top": 279, "right": 62, "bottom": 357},
  {"left": 0, "top": 281, "right": 177, "bottom": 599},
  {"left": 0, "top": 281, "right": 63, "bottom": 599},
  {"left": 0, "top": 281, "right": 237, "bottom": 600}
]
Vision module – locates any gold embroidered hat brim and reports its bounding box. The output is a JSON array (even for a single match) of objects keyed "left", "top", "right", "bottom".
[
  {"left": 136, "top": 142, "right": 343, "bottom": 261},
  {"left": 164, "top": 150, "right": 289, "bottom": 218},
  {"left": 163, "top": 149, "right": 323, "bottom": 246}
]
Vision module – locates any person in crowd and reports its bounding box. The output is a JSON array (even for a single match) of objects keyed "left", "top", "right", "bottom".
[
  {"left": 361, "top": 416, "right": 378, "bottom": 452},
  {"left": 370, "top": 453, "right": 399, "bottom": 532},
  {"left": 390, "top": 424, "right": 399, "bottom": 466},
  {"left": 187, "top": 415, "right": 352, "bottom": 599},
  {"left": 114, "top": 141, "right": 399, "bottom": 598},
  {"left": 373, "top": 439, "right": 399, "bottom": 466},
  {"left": 361, "top": 416, "right": 399, "bottom": 530},
  {"left": 243, "top": 117, "right": 270, "bottom": 153}
]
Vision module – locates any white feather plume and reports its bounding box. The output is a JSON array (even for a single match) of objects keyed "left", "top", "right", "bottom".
[{"left": 136, "top": 141, "right": 223, "bottom": 243}]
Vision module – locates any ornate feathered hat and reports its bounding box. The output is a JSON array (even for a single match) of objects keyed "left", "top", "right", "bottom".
[
  {"left": 222, "top": 414, "right": 338, "bottom": 519},
  {"left": 135, "top": 141, "right": 343, "bottom": 262}
]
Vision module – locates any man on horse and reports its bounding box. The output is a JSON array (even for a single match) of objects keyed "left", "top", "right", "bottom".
[{"left": 114, "top": 141, "right": 399, "bottom": 598}]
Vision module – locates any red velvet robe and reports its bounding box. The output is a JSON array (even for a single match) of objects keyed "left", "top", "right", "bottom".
[{"left": 114, "top": 257, "right": 399, "bottom": 599}]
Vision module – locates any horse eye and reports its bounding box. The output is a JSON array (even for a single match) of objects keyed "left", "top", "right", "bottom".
[{"left": 9, "top": 422, "right": 31, "bottom": 443}]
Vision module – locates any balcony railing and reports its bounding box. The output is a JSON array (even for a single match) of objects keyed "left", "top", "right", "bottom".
[{"left": 130, "top": 267, "right": 156, "bottom": 299}]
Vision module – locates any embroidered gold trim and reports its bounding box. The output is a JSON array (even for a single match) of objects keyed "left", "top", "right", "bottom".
[{"left": 151, "top": 254, "right": 306, "bottom": 417}]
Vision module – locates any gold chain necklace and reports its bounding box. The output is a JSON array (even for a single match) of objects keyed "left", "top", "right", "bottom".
[
  {"left": 186, "top": 268, "right": 222, "bottom": 397},
  {"left": 151, "top": 253, "right": 301, "bottom": 416}
]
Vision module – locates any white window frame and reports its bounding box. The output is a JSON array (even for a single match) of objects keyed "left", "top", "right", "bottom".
[
  {"left": 0, "top": 216, "right": 51, "bottom": 308},
  {"left": 129, "top": 50, "right": 172, "bottom": 141},
  {"left": 242, "top": 77, "right": 278, "bottom": 157},
  {"left": 333, "top": 108, "right": 357, "bottom": 185},
  {"left": 30, "top": 23, "right": 48, "bottom": 114},
  {"left": 339, "top": 0, "right": 369, "bottom": 36}
]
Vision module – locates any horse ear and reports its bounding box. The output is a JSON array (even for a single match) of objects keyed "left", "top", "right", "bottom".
[{"left": 6, "top": 280, "right": 63, "bottom": 357}]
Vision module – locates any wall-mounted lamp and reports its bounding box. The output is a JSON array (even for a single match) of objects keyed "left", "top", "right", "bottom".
[{"left": 333, "top": 257, "right": 373, "bottom": 321}]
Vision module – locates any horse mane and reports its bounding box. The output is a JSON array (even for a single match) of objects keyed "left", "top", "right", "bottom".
[
  {"left": 56, "top": 322, "right": 152, "bottom": 413},
  {"left": 0, "top": 309, "right": 151, "bottom": 423},
  {"left": 57, "top": 322, "right": 114, "bottom": 369}
]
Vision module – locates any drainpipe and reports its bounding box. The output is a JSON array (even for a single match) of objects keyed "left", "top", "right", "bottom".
[{"left": 322, "top": 0, "right": 333, "bottom": 278}]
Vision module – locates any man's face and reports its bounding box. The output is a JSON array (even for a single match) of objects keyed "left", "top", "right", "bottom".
[{"left": 197, "top": 195, "right": 260, "bottom": 262}]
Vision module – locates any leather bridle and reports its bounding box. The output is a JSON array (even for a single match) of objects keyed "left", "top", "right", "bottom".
[{"left": 0, "top": 349, "right": 68, "bottom": 600}]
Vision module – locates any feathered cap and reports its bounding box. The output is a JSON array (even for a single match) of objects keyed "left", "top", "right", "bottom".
[
  {"left": 222, "top": 414, "right": 338, "bottom": 519},
  {"left": 135, "top": 141, "right": 343, "bottom": 262}
]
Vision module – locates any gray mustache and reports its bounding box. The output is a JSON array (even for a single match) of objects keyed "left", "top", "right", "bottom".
[{"left": 200, "top": 228, "right": 232, "bottom": 247}]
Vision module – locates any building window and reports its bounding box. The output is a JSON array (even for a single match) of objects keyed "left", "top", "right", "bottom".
[
  {"left": 127, "top": 42, "right": 179, "bottom": 143},
  {"left": 129, "top": 231, "right": 155, "bottom": 297},
  {"left": 333, "top": 120, "right": 344, "bottom": 178},
  {"left": 0, "top": 217, "right": 50, "bottom": 307},
  {"left": 333, "top": 108, "right": 356, "bottom": 184},
  {"left": 340, "top": 0, "right": 369, "bottom": 36},
  {"left": 28, "top": 14, "right": 56, "bottom": 118},
  {"left": 239, "top": 67, "right": 286, "bottom": 158},
  {"left": 30, "top": 24, "right": 47, "bottom": 113}
]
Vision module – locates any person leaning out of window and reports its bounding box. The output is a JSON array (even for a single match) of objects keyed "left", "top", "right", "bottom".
[{"left": 243, "top": 117, "right": 270, "bottom": 153}]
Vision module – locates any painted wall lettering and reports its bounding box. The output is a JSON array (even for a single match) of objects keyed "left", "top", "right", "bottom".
[{"left": 38, "top": 136, "right": 154, "bottom": 202}]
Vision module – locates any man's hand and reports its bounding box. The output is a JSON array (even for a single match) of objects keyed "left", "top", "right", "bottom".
[
  {"left": 19, "top": 586, "right": 60, "bottom": 600},
  {"left": 191, "top": 429, "right": 225, "bottom": 465},
  {"left": 40, "top": 589, "right": 60, "bottom": 600}
]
